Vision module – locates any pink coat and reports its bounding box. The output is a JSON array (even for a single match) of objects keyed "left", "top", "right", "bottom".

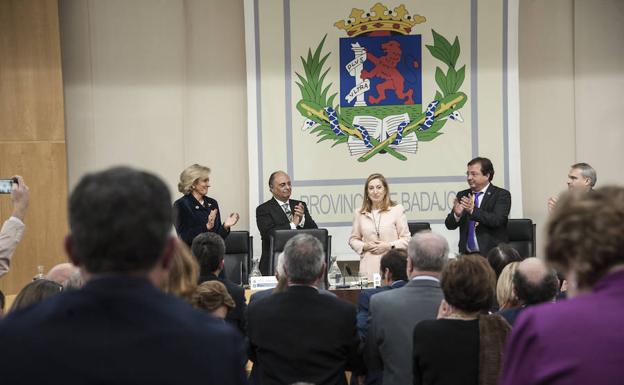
[{"left": 349, "top": 204, "right": 410, "bottom": 280}]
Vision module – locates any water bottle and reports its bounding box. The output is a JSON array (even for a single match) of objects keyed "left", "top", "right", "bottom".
[
  {"left": 33, "top": 265, "right": 45, "bottom": 281},
  {"left": 327, "top": 256, "right": 342, "bottom": 287},
  {"left": 249, "top": 259, "right": 262, "bottom": 279}
]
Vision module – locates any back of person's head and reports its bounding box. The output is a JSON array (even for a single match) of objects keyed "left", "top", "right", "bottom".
[
  {"left": 68, "top": 167, "right": 172, "bottom": 275},
  {"left": 380, "top": 248, "right": 408, "bottom": 281},
  {"left": 547, "top": 186, "right": 624, "bottom": 289},
  {"left": 191, "top": 232, "right": 225, "bottom": 276},
  {"left": 487, "top": 244, "right": 522, "bottom": 278},
  {"left": 191, "top": 280, "right": 235, "bottom": 316},
  {"left": 63, "top": 270, "right": 85, "bottom": 291},
  {"left": 283, "top": 234, "right": 324, "bottom": 285},
  {"left": 9, "top": 279, "right": 63, "bottom": 313},
  {"left": 273, "top": 252, "right": 289, "bottom": 293},
  {"left": 513, "top": 257, "right": 558, "bottom": 305},
  {"left": 46, "top": 263, "right": 79, "bottom": 285},
  {"left": 441, "top": 254, "right": 496, "bottom": 313},
  {"left": 496, "top": 262, "right": 520, "bottom": 310},
  {"left": 407, "top": 231, "right": 448, "bottom": 273},
  {"left": 164, "top": 239, "right": 199, "bottom": 301}
]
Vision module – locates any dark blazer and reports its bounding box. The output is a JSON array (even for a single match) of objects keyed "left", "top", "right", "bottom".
[
  {"left": 498, "top": 306, "right": 524, "bottom": 326},
  {"left": 356, "top": 280, "right": 406, "bottom": 342},
  {"left": 247, "top": 285, "right": 362, "bottom": 385},
  {"left": 256, "top": 198, "right": 317, "bottom": 275},
  {"left": 0, "top": 276, "right": 247, "bottom": 385},
  {"left": 200, "top": 273, "right": 247, "bottom": 335},
  {"left": 174, "top": 194, "right": 229, "bottom": 246},
  {"left": 444, "top": 184, "right": 511, "bottom": 255}
]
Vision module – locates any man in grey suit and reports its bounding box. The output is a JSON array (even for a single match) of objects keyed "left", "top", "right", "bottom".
[{"left": 366, "top": 231, "right": 447, "bottom": 385}]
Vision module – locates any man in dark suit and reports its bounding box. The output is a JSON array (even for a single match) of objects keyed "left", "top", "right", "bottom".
[
  {"left": 366, "top": 231, "right": 447, "bottom": 385},
  {"left": 193, "top": 231, "right": 247, "bottom": 335},
  {"left": 0, "top": 167, "right": 247, "bottom": 385},
  {"left": 256, "top": 170, "right": 318, "bottom": 275},
  {"left": 445, "top": 157, "right": 511, "bottom": 255},
  {"left": 247, "top": 234, "right": 362, "bottom": 385}
]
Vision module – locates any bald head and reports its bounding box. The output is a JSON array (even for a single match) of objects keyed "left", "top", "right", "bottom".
[
  {"left": 46, "top": 263, "right": 79, "bottom": 285},
  {"left": 514, "top": 257, "right": 558, "bottom": 305},
  {"left": 517, "top": 258, "right": 548, "bottom": 283},
  {"left": 407, "top": 231, "right": 448, "bottom": 274},
  {"left": 268, "top": 171, "right": 292, "bottom": 202}
]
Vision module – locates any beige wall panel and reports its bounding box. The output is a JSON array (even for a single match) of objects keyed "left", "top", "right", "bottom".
[
  {"left": 182, "top": 0, "right": 249, "bottom": 230},
  {"left": 0, "top": 0, "right": 65, "bottom": 142},
  {"left": 518, "top": 0, "right": 576, "bottom": 256},
  {"left": 61, "top": 0, "right": 250, "bottom": 232},
  {"left": 0, "top": 143, "right": 68, "bottom": 295},
  {"left": 573, "top": 0, "right": 624, "bottom": 187}
]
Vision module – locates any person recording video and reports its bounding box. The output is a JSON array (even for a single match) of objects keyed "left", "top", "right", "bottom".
[{"left": 0, "top": 176, "right": 29, "bottom": 278}]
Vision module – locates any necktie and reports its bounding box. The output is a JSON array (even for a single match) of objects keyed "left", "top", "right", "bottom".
[
  {"left": 282, "top": 203, "right": 293, "bottom": 222},
  {"left": 466, "top": 192, "right": 483, "bottom": 252}
]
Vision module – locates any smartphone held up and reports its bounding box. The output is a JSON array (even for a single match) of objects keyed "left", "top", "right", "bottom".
[{"left": 0, "top": 177, "right": 18, "bottom": 194}]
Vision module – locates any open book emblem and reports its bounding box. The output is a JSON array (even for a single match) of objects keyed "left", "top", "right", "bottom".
[{"left": 295, "top": 3, "right": 468, "bottom": 162}]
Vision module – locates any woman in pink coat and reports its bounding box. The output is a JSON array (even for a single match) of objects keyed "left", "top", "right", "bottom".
[{"left": 349, "top": 173, "right": 411, "bottom": 281}]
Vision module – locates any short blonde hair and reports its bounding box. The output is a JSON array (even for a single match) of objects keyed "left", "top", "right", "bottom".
[
  {"left": 162, "top": 239, "right": 199, "bottom": 302},
  {"left": 178, "top": 164, "right": 210, "bottom": 194},
  {"left": 192, "top": 280, "right": 235, "bottom": 313},
  {"left": 496, "top": 261, "right": 520, "bottom": 310}
]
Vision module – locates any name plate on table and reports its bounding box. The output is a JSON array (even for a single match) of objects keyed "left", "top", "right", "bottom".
[{"left": 250, "top": 276, "right": 278, "bottom": 291}]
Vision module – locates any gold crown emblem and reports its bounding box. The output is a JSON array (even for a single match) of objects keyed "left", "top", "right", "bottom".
[{"left": 334, "top": 3, "right": 426, "bottom": 37}]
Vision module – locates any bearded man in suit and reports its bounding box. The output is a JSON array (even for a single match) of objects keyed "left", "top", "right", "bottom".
[
  {"left": 445, "top": 157, "right": 511, "bottom": 255},
  {"left": 256, "top": 170, "right": 317, "bottom": 275}
]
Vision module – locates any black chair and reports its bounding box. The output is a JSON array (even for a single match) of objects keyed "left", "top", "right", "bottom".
[
  {"left": 269, "top": 229, "right": 331, "bottom": 277},
  {"left": 506, "top": 219, "right": 536, "bottom": 258},
  {"left": 408, "top": 221, "right": 431, "bottom": 235},
  {"left": 224, "top": 231, "right": 253, "bottom": 285}
]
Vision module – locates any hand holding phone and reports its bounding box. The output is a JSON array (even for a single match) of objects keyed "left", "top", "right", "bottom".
[{"left": 0, "top": 178, "right": 16, "bottom": 194}]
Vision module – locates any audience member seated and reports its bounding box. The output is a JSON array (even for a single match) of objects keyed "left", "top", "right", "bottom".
[
  {"left": 192, "top": 232, "right": 246, "bottom": 335},
  {"left": 247, "top": 233, "right": 362, "bottom": 385},
  {"left": 0, "top": 167, "right": 247, "bottom": 385},
  {"left": 501, "top": 186, "right": 624, "bottom": 385},
  {"left": 9, "top": 279, "right": 63, "bottom": 313},
  {"left": 487, "top": 243, "right": 522, "bottom": 278},
  {"left": 161, "top": 238, "right": 199, "bottom": 303},
  {"left": 367, "top": 231, "right": 447, "bottom": 385},
  {"left": 192, "top": 280, "right": 235, "bottom": 319},
  {"left": 413, "top": 254, "right": 511, "bottom": 385},
  {"left": 498, "top": 257, "right": 558, "bottom": 325},
  {"left": 0, "top": 176, "right": 29, "bottom": 278},
  {"left": 496, "top": 262, "right": 521, "bottom": 311},
  {"left": 46, "top": 263, "right": 79, "bottom": 286}
]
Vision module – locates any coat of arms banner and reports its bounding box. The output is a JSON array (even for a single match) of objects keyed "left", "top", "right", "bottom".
[{"left": 245, "top": 0, "right": 521, "bottom": 256}]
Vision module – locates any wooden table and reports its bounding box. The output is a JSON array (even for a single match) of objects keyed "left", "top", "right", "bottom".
[{"left": 329, "top": 287, "right": 362, "bottom": 305}]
